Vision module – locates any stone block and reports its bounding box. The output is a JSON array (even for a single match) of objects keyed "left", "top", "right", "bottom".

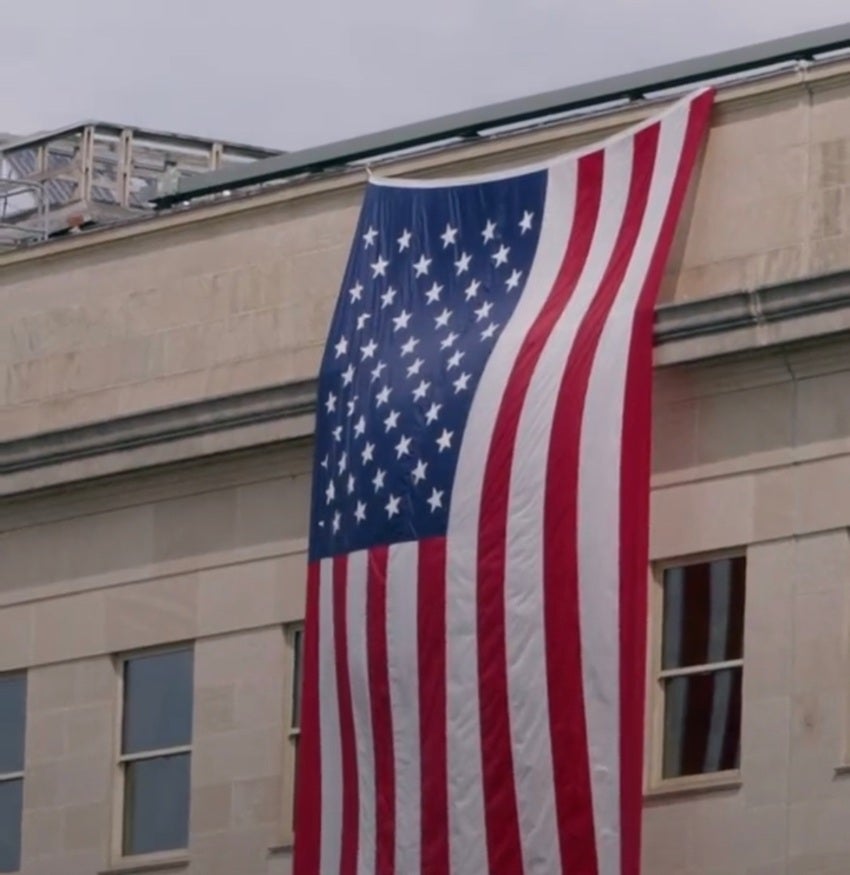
[
  {"left": 190, "top": 782, "right": 232, "bottom": 834},
  {"left": 104, "top": 572, "right": 199, "bottom": 652},
  {"left": 153, "top": 487, "right": 238, "bottom": 563}
]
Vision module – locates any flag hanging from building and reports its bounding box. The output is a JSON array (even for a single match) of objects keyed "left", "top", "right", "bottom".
[{"left": 294, "top": 89, "right": 714, "bottom": 875}]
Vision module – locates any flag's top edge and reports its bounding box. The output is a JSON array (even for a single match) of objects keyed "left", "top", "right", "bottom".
[{"left": 367, "top": 89, "right": 713, "bottom": 190}]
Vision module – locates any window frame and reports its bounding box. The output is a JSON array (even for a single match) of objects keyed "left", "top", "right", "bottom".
[
  {"left": 0, "top": 672, "right": 26, "bottom": 874},
  {"left": 280, "top": 622, "right": 304, "bottom": 846},
  {"left": 647, "top": 550, "right": 746, "bottom": 795},
  {"left": 111, "top": 644, "right": 194, "bottom": 864}
]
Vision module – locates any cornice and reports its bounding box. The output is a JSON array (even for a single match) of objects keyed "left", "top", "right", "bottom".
[{"left": 3, "top": 270, "right": 850, "bottom": 494}]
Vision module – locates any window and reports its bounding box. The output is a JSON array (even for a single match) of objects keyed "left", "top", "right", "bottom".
[
  {"left": 282, "top": 624, "right": 303, "bottom": 837},
  {"left": 119, "top": 648, "right": 193, "bottom": 857},
  {"left": 658, "top": 556, "right": 745, "bottom": 781},
  {"left": 0, "top": 674, "right": 25, "bottom": 873}
]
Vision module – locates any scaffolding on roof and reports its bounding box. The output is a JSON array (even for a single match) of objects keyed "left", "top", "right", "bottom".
[{"left": 0, "top": 121, "right": 281, "bottom": 249}]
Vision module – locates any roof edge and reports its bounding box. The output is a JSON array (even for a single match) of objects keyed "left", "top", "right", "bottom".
[{"left": 155, "top": 22, "right": 850, "bottom": 206}]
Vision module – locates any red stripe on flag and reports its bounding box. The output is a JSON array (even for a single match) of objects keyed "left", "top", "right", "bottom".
[
  {"left": 476, "top": 151, "right": 603, "bottom": 874},
  {"left": 333, "top": 556, "right": 358, "bottom": 875},
  {"left": 544, "top": 124, "right": 659, "bottom": 873},
  {"left": 618, "top": 91, "right": 714, "bottom": 875},
  {"left": 367, "top": 546, "right": 395, "bottom": 875},
  {"left": 293, "top": 562, "right": 322, "bottom": 875},
  {"left": 418, "top": 537, "right": 449, "bottom": 875}
]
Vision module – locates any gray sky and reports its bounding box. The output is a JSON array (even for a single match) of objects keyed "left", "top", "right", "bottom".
[{"left": 3, "top": 2, "right": 849, "bottom": 152}]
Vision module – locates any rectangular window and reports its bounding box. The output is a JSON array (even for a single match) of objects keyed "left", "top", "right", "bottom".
[
  {"left": 0, "top": 674, "right": 26, "bottom": 873},
  {"left": 119, "top": 648, "right": 193, "bottom": 857},
  {"left": 289, "top": 625, "right": 303, "bottom": 826},
  {"left": 659, "top": 556, "right": 745, "bottom": 781}
]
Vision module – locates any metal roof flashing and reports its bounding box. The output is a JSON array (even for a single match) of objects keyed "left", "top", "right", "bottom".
[{"left": 152, "top": 22, "right": 850, "bottom": 207}]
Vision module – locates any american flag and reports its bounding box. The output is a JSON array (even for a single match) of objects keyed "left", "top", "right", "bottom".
[{"left": 295, "top": 89, "right": 713, "bottom": 875}]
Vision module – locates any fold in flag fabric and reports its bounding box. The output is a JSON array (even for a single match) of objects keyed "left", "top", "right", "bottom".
[{"left": 294, "top": 88, "right": 714, "bottom": 875}]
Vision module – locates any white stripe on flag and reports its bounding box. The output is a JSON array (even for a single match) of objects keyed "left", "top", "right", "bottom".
[
  {"left": 386, "top": 542, "right": 421, "bottom": 875},
  {"left": 346, "top": 550, "right": 375, "bottom": 875},
  {"left": 578, "top": 104, "right": 690, "bottom": 875},
  {"left": 508, "top": 133, "right": 634, "bottom": 873},
  {"left": 318, "top": 557, "right": 343, "bottom": 875},
  {"left": 446, "top": 159, "right": 578, "bottom": 875}
]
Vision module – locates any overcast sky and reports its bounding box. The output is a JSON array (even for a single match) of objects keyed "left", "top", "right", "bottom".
[{"left": 3, "top": 2, "right": 849, "bottom": 152}]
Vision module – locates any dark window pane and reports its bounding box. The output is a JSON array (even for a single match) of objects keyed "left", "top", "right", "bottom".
[
  {"left": 662, "top": 557, "right": 746, "bottom": 670},
  {"left": 123, "top": 650, "right": 193, "bottom": 754},
  {"left": 291, "top": 629, "right": 303, "bottom": 731},
  {"left": 0, "top": 675, "right": 26, "bottom": 774},
  {"left": 0, "top": 779, "right": 22, "bottom": 873},
  {"left": 663, "top": 667, "right": 742, "bottom": 778},
  {"left": 123, "top": 754, "right": 190, "bottom": 856}
]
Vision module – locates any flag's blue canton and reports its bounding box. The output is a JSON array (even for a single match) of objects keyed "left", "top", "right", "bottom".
[{"left": 309, "top": 172, "right": 547, "bottom": 560}]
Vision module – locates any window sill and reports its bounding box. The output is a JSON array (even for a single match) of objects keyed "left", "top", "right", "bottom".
[
  {"left": 644, "top": 771, "right": 742, "bottom": 802},
  {"left": 833, "top": 764, "right": 850, "bottom": 778},
  {"left": 98, "top": 852, "right": 190, "bottom": 874}
]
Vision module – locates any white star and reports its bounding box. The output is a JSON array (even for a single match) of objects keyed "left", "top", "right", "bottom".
[
  {"left": 325, "top": 480, "right": 336, "bottom": 504},
  {"left": 481, "top": 322, "right": 499, "bottom": 340},
  {"left": 440, "top": 223, "right": 458, "bottom": 248},
  {"left": 363, "top": 226, "right": 378, "bottom": 247},
  {"left": 506, "top": 269, "right": 522, "bottom": 291},
  {"left": 320, "top": 454, "right": 329, "bottom": 470},
  {"left": 413, "top": 254, "right": 432, "bottom": 277},
  {"left": 371, "top": 255, "right": 389, "bottom": 277},
  {"left": 425, "top": 282, "right": 443, "bottom": 305},
  {"left": 375, "top": 385, "right": 391, "bottom": 407},
  {"left": 383, "top": 409, "right": 400, "bottom": 432},
  {"left": 385, "top": 494, "right": 401, "bottom": 518},
  {"left": 347, "top": 473, "right": 356, "bottom": 494},
  {"left": 332, "top": 510, "right": 341, "bottom": 533},
  {"left": 397, "top": 229, "right": 412, "bottom": 251},
  {"left": 381, "top": 286, "right": 397, "bottom": 309},
  {"left": 492, "top": 244, "right": 510, "bottom": 267},
  {"left": 332, "top": 425, "right": 343, "bottom": 442},
  {"left": 464, "top": 279, "right": 481, "bottom": 301},
  {"left": 446, "top": 350, "right": 464, "bottom": 371},
  {"left": 342, "top": 363, "right": 355, "bottom": 386},
  {"left": 346, "top": 397, "right": 356, "bottom": 417},
  {"left": 412, "top": 379, "right": 430, "bottom": 400},
  {"left": 474, "top": 300, "right": 493, "bottom": 322},
  {"left": 454, "top": 252, "right": 472, "bottom": 275},
  {"left": 354, "top": 501, "right": 367, "bottom": 523},
  {"left": 425, "top": 402, "right": 442, "bottom": 424},
  {"left": 338, "top": 451, "right": 347, "bottom": 474},
  {"left": 334, "top": 336, "right": 349, "bottom": 358},
  {"left": 392, "top": 309, "right": 412, "bottom": 332},
  {"left": 324, "top": 392, "right": 337, "bottom": 413},
  {"left": 412, "top": 459, "right": 428, "bottom": 484},
  {"left": 348, "top": 281, "right": 363, "bottom": 302},
  {"left": 361, "top": 441, "right": 375, "bottom": 463},
  {"left": 356, "top": 312, "right": 371, "bottom": 330},
  {"left": 436, "top": 428, "right": 454, "bottom": 452},
  {"left": 519, "top": 210, "right": 534, "bottom": 234},
  {"left": 371, "top": 360, "right": 386, "bottom": 382},
  {"left": 427, "top": 488, "right": 444, "bottom": 512},
  {"left": 434, "top": 308, "right": 452, "bottom": 329},
  {"left": 394, "top": 434, "right": 412, "bottom": 459},
  {"left": 354, "top": 415, "right": 366, "bottom": 437},
  {"left": 453, "top": 372, "right": 471, "bottom": 393},
  {"left": 372, "top": 468, "right": 386, "bottom": 492},
  {"left": 400, "top": 336, "right": 419, "bottom": 357},
  {"left": 360, "top": 339, "right": 378, "bottom": 359},
  {"left": 482, "top": 219, "right": 497, "bottom": 243},
  {"left": 406, "top": 357, "right": 424, "bottom": 377},
  {"left": 440, "top": 331, "right": 458, "bottom": 350}
]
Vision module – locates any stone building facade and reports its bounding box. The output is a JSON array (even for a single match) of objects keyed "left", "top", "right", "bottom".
[{"left": 3, "top": 57, "right": 850, "bottom": 874}]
